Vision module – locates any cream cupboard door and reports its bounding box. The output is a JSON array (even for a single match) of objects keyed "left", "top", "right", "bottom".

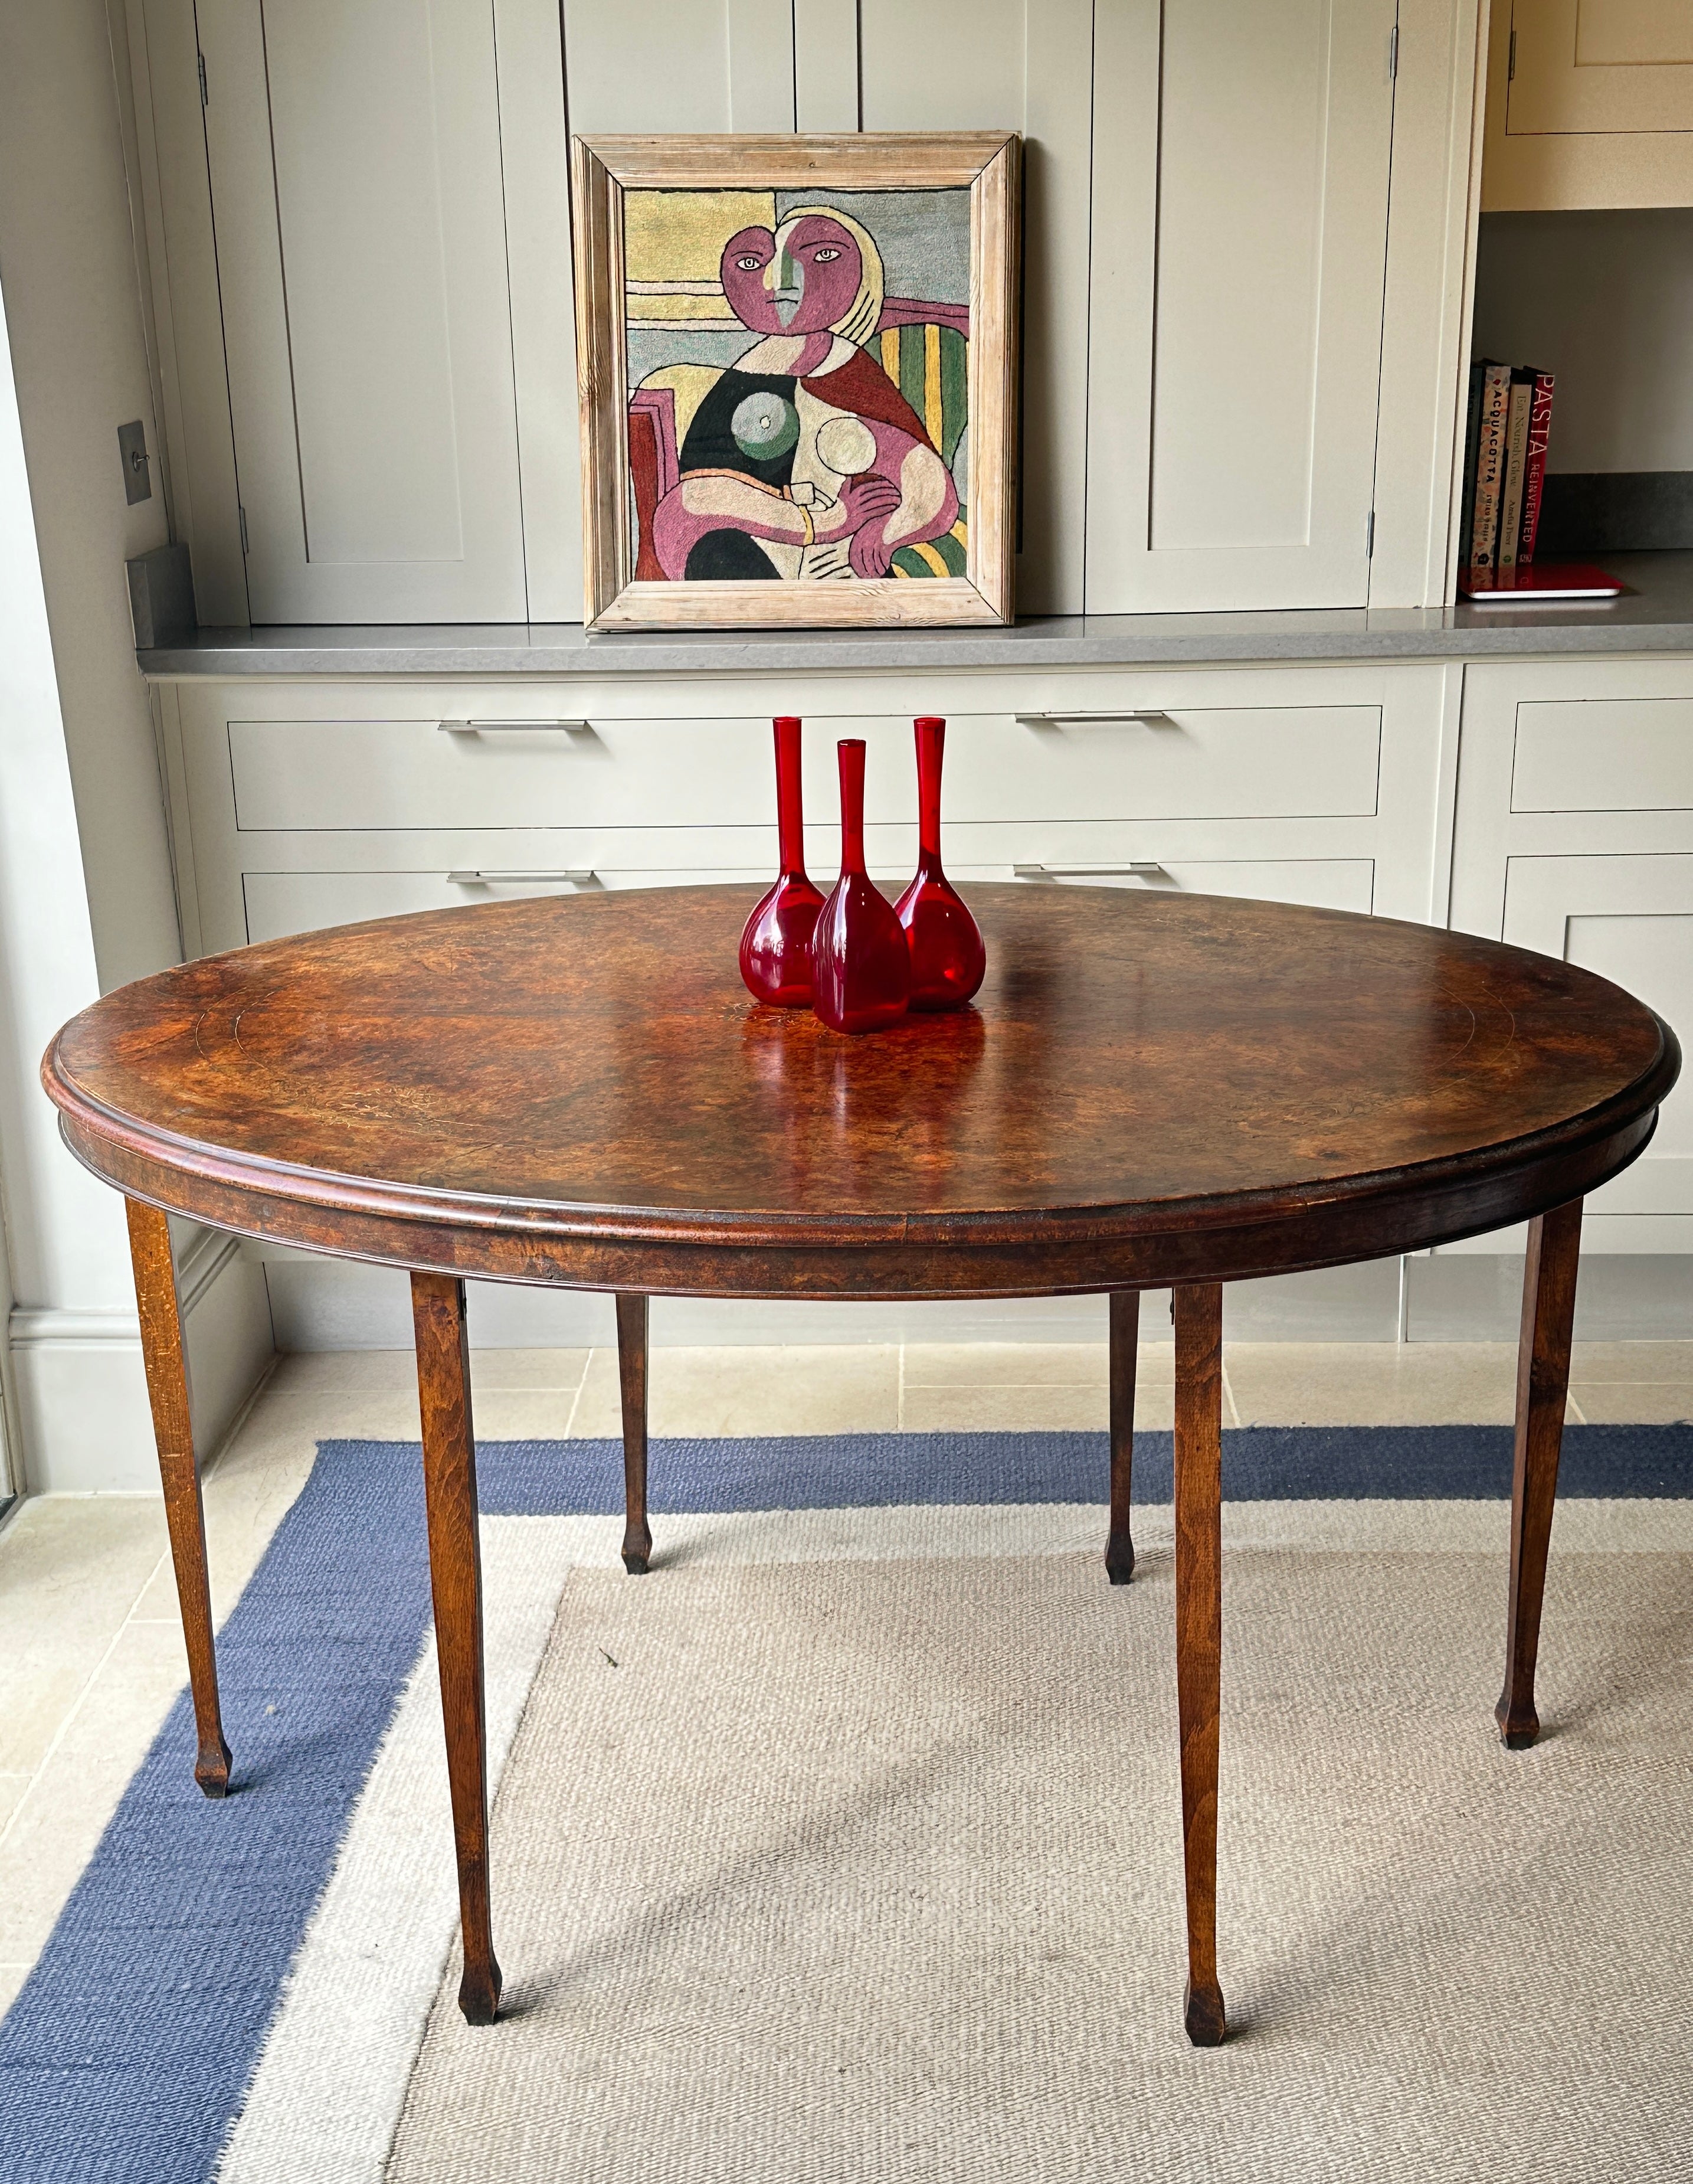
[
  {"left": 1483, "top": 0, "right": 1693, "bottom": 207},
  {"left": 1086, "top": 0, "right": 1398, "bottom": 613},
  {"left": 856, "top": 0, "right": 1095, "bottom": 612},
  {"left": 197, "top": 0, "right": 529, "bottom": 622},
  {"left": 562, "top": 0, "right": 797, "bottom": 129},
  {"left": 1503, "top": 854, "right": 1693, "bottom": 1247},
  {"left": 1507, "top": 1, "right": 1693, "bottom": 134}
]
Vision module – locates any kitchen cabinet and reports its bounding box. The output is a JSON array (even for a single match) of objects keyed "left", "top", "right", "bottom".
[
  {"left": 1449, "top": 656, "right": 1693, "bottom": 1250},
  {"left": 1086, "top": 0, "right": 1399, "bottom": 612},
  {"left": 1483, "top": 0, "right": 1693, "bottom": 208},
  {"left": 1504, "top": 853, "right": 1693, "bottom": 1246},
  {"left": 127, "top": 0, "right": 576, "bottom": 624},
  {"left": 124, "top": 0, "right": 1461, "bottom": 626},
  {"left": 570, "top": 0, "right": 1411, "bottom": 614},
  {"left": 156, "top": 661, "right": 1452, "bottom": 956}
]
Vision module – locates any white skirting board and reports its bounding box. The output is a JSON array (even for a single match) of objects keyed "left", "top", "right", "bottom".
[{"left": 8, "top": 1232, "right": 276, "bottom": 1492}]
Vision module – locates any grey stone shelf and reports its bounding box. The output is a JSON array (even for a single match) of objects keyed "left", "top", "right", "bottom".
[{"left": 137, "top": 552, "right": 1693, "bottom": 678}]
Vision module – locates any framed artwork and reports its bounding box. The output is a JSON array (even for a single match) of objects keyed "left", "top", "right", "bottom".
[{"left": 570, "top": 133, "right": 1020, "bottom": 630}]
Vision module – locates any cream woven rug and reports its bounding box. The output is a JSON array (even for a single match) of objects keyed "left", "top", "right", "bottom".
[{"left": 388, "top": 1537, "right": 1693, "bottom": 2183}]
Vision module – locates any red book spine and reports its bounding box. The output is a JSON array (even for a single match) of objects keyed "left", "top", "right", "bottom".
[{"left": 1518, "top": 372, "right": 1556, "bottom": 565}]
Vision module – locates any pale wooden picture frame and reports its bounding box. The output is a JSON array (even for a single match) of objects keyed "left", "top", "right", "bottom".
[{"left": 571, "top": 132, "right": 1020, "bottom": 630}]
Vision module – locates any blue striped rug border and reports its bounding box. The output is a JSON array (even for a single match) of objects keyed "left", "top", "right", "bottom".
[{"left": 1, "top": 1421, "right": 1689, "bottom": 2184}]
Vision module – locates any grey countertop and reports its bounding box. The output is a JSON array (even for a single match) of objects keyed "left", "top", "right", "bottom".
[{"left": 137, "top": 552, "right": 1693, "bottom": 678}]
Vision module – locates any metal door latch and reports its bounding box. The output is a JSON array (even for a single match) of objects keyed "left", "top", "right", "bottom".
[{"left": 118, "top": 420, "right": 152, "bottom": 505}]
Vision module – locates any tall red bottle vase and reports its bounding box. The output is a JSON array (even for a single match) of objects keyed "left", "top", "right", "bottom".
[
  {"left": 811, "top": 740, "right": 911, "bottom": 1035},
  {"left": 739, "top": 715, "right": 824, "bottom": 1006},
  {"left": 894, "top": 716, "right": 986, "bottom": 1010}
]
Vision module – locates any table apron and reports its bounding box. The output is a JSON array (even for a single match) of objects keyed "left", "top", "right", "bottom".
[{"left": 61, "top": 1106, "right": 1656, "bottom": 1300}]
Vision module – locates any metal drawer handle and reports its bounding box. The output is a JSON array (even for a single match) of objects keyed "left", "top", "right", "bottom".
[
  {"left": 1014, "top": 711, "right": 1174, "bottom": 727},
  {"left": 447, "top": 869, "right": 600, "bottom": 887},
  {"left": 1013, "top": 862, "right": 1169, "bottom": 881},
  {"left": 437, "top": 718, "right": 592, "bottom": 735}
]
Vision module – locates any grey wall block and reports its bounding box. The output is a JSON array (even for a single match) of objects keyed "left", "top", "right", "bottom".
[{"left": 125, "top": 541, "right": 196, "bottom": 649}]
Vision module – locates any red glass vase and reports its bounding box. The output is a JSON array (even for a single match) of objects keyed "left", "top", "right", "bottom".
[
  {"left": 811, "top": 740, "right": 911, "bottom": 1035},
  {"left": 894, "top": 717, "right": 986, "bottom": 1010},
  {"left": 739, "top": 716, "right": 824, "bottom": 1006}
]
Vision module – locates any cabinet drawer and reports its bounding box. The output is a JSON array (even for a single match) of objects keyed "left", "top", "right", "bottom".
[
  {"left": 243, "top": 852, "right": 1373, "bottom": 949},
  {"left": 242, "top": 867, "right": 768, "bottom": 946},
  {"left": 1000, "top": 858, "right": 1373, "bottom": 915},
  {"left": 939, "top": 708, "right": 1380, "bottom": 823},
  {"left": 225, "top": 703, "right": 1382, "bottom": 833},
  {"left": 1512, "top": 699, "right": 1693, "bottom": 814},
  {"left": 230, "top": 716, "right": 775, "bottom": 833}
]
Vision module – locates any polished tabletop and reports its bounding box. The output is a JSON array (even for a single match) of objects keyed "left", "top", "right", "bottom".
[{"left": 44, "top": 885, "right": 1677, "bottom": 1294}]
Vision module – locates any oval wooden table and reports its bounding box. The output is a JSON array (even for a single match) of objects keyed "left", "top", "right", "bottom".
[{"left": 43, "top": 885, "right": 1679, "bottom": 2046}]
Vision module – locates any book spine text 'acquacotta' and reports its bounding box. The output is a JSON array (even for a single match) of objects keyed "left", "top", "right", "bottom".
[{"left": 1468, "top": 362, "right": 1514, "bottom": 570}]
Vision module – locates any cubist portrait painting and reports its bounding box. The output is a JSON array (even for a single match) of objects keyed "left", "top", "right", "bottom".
[{"left": 624, "top": 188, "right": 972, "bottom": 586}]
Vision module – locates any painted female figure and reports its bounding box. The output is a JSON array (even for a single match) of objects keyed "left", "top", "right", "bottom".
[{"left": 634, "top": 208, "right": 961, "bottom": 583}]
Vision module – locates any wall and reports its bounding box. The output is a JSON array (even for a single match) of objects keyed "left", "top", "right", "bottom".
[
  {"left": 1472, "top": 208, "right": 1693, "bottom": 475},
  {"left": 0, "top": 1, "right": 182, "bottom": 993},
  {"left": 0, "top": 267, "right": 153, "bottom": 1490},
  {"left": 0, "top": 1, "right": 272, "bottom": 1490}
]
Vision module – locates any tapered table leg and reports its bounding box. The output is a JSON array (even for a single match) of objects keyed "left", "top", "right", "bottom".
[
  {"left": 615, "top": 1293, "right": 652, "bottom": 1575},
  {"left": 1497, "top": 1198, "right": 1583, "bottom": 1751},
  {"left": 1106, "top": 1290, "right": 1139, "bottom": 1584},
  {"left": 411, "top": 1271, "right": 502, "bottom": 2026},
  {"left": 126, "top": 1198, "right": 231, "bottom": 1799},
  {"left": 1173, "top": 1281, "right": 1226, "bottom": 2046}
]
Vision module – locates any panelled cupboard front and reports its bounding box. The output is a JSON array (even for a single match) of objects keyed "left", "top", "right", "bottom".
[
  {"left": 1451, "top": 656, "right": 1693, "bottom": 1254},
  {"left": 125, "top": 0, "right": 1462, "bottom": 627},
  {"left": 157, "top": 666, "right": 1455, "bottom": 973}
]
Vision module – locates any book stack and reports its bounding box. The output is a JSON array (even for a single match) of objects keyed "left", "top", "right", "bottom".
[{"left": 1458, "top": 359, "right": 1555, "bottom": 575}]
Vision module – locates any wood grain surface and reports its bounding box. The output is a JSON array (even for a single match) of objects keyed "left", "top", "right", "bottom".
[
  {"left": 126, "top": 1197, "right": 231, "bottom": 1797},
  {"left": 1496, "top": 1198, "right": 1584, "bottom": 1750},
  {"left": 47, "top": 886, "right": 1676, "bottom": 1299},
  {"left": 615, "top": 1292, "right": 653, "bottom": 1575},
  {"left": 411, "top": 1270, "right": 503, "bottom": 2025},
  {"left": 1106, "top": 1289, "right": 1139, "bottom": 1585},
  {"left": 1173, "top": 1282, "right": 1226, "bottom": 2048},
  {"left": 577, "top": 133, "right": 1016, "bottom": 190}
]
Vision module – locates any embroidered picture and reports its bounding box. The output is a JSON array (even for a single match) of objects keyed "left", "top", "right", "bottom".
[
  {"left": 625, "top": 188, "right": 971, "bottom": 586},
  {"left": 572, "top": 135, "right": 1017, "bottom": 629}
]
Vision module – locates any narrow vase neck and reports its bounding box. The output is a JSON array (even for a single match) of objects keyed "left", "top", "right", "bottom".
[
  {"left": 773, "top": 716, "right": 808, "bottom": 876},
  {"left": 915, "top": 715, "right": 946, "bottom": 866},
  {"left": 837, "top": 738, "right": 867, "bottom": 875}
]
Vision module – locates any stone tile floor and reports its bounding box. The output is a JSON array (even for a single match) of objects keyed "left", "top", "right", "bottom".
[{"left": 1, "top": 1336, "right": 1689, "bottom": 2019}]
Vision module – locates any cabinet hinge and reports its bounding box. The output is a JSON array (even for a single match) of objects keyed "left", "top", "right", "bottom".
[
  {"left": 197, "top": 48, "right": 208, "bottom": 107},
  {"left": 238, "top": 504, "right": 249, "bottom": 555},
  {"left": 1388, "top": 22, "right": 1398, "bottom": 80},
  {"left": 1507, "top": 27, "right": 1516, "bottom": 82},
  {"left": 1365, "top": 509, "right": 1376, "bottom": 558}
]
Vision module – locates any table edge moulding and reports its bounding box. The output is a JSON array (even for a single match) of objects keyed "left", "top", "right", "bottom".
[{"left": 40, "top": 884, "right": 1681, "bottom": 2047}]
